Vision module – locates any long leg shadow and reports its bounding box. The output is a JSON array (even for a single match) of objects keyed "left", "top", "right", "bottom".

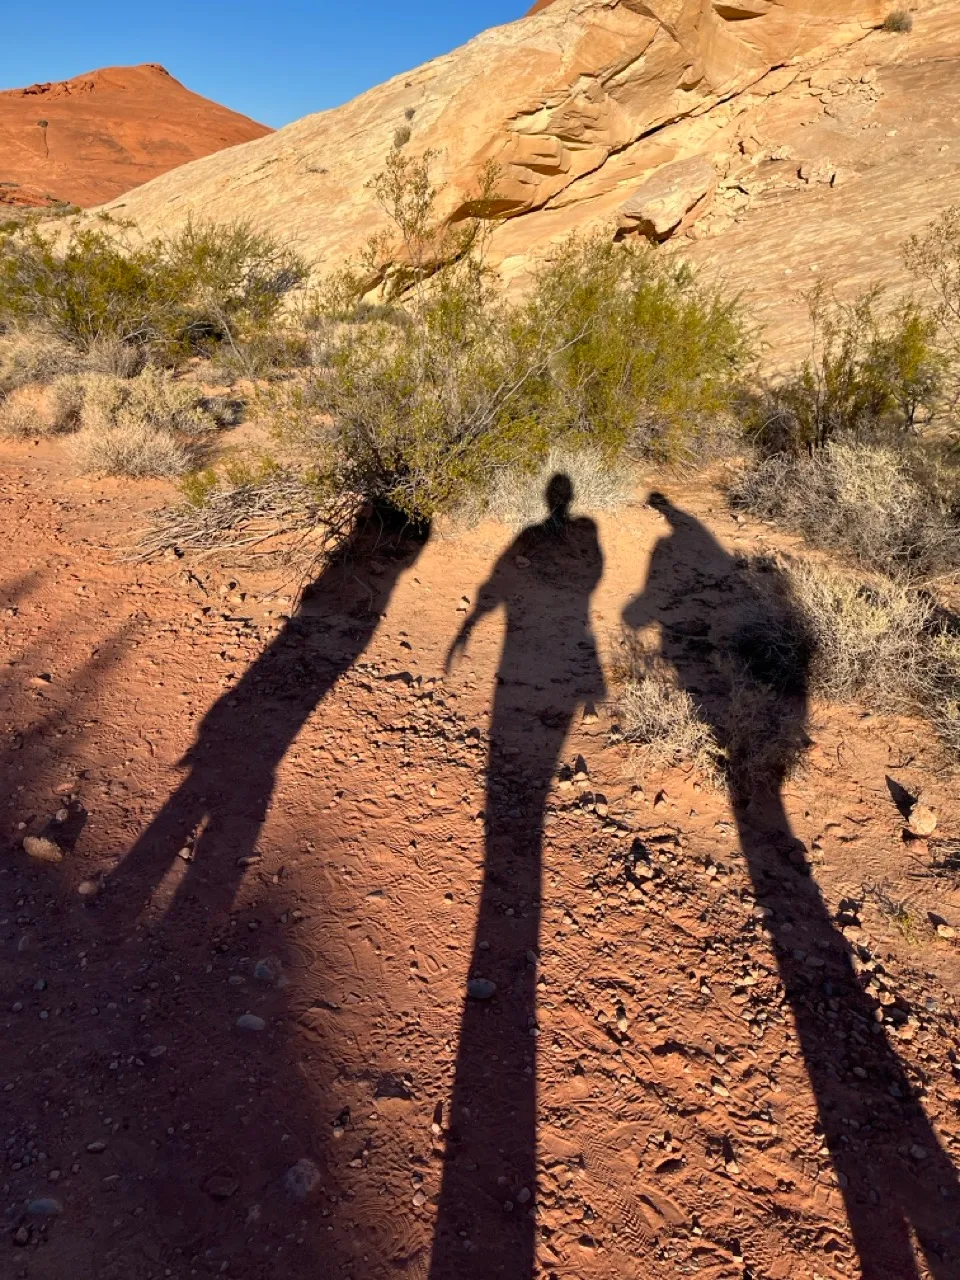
[
  {"left": 623, "top": 493, "right": 960, "bottom": 1279},
  {"left": 429, "top": 475, "right": 605, "bottom": 1279},
  {"left": 102, "top": 508, "right": 429, "bottom": 929}
]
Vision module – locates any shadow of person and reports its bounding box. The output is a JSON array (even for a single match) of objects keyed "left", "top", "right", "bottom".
[
  {"left": 103, "top": 507, "right": 429, "bottom": 931},
  {"left": 429, "top": 474, "right": 606, "bottom": 1279},
  {"left": 623, "top": 491, "right": 960, "bottom": 1279}
]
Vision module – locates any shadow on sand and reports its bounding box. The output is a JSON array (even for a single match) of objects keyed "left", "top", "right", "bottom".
[
  {"left": 622, "top": 492, "right": 960, "bottom": 1279},
  {"left": 429, "top": 475, "right": 605, "bottom": 1279}
]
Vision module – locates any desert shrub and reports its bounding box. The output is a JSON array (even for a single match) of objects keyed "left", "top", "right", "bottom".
[
  {"left": 59, "top": 368, "right": 229, "bottom": 477},
  {"left": 300, "top": 149, "right": 750, "bottom": 522},
  {"left": 882, "top": 8, "right": 913, "bottom": 31},
  {"left": 119, "top": 368, "right": 221, "bottom": 436},
  {"left": 71, "top": 420, "right": 191, "bottom": 478},
  {"left": 311, "top": 274, "right": 541, "bottom": 519},
  {"left": 212, "top": 328, "right": 313, "bottom": 381},
  {"left": 745, "top": 285, "right": 944, "bottom": 455},
  {"left": 47, "top": 375, "right": 87, "bottom": 433},
  {"left": 730, "top": 442, "right": 959, "bottom": 576},
  {"left": 613, "top": 651, "right": 722, "bottom": 776},
  {"left": 0, "top": 219, "right": 307, "bottom": 358},
  {"left": 78, "top": 374, "right": 129, "bottom": 433},
  {"left": 523, "top": 236, "right": 751, "bottom": 461},
  {"left": 736, "top": 556, "right": 934, "bottom": 708},
  {"left": 0, "top": 327, "right": 81, "bottom": 393},
  {"left": 77, "top": 369, "right": 223, "bottom": 437},
  {"left": 927, "top": 633, "right": 960, "bottom": 757},
  {"left": 478, "top": 446, "right": 634, "bottom": 529},
  {"left": 0, "top": 391, "right": 40, "bottom": 439},
  {"left": 82, "top": 335, "right": 144, "bottom": 377}
]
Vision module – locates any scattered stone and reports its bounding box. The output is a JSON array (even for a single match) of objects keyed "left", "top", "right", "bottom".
[
  {"left": 254, "top": 957, "right": 283, "bottom": 984},
  {"left": 936, "top": 923, "right": 957, "bottom": 940},
  {"left": 86, "top": 1141, "right": 107, "bottom": 1154},
  {"left": 23, "top": 835, "right": 63, "bottom": 863},
  {"left": 412, "top": 1189, "right": 427, "bottom": 1207},
  {"left": 25, "top": 1198, "right": 62, "bottom": 1218},
  {"left": 284, "top": 1157, "right": 322, "bottom": 1200},
  {"left": 12, "top": 1225, "right": 30, "bottom": 1246},
  {"left": 467, "top": 978, "right": 497, "bottom": 1000},
  {"left": 77, "top": 880, "right": 99, "bottom": 898},
  {"left": 236, "top": 1013, "right": 266, "bottom": 1032},
  {"left": 204, "top": 1173, "right": 240, "bottom": 1199},
  {"left": 907, "top": 804, "right": 937, "bottom": 838},
  {"left": 517, "top": 1187, "right": 532, "bottom": 1204}
]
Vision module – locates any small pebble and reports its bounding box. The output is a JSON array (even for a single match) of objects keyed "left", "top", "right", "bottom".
[
  {"left": 26, "top": 1198, "right": 62, "bottom": 1218},
  {"left": 467, "top": 978, "right": 497, "bottom": 1000},
  {"left": 236, "top": 1013, "right": 266, "bottom": 1032},
  {"left": 285, "top": 1157, "right": 321, "bottom": 1200}
]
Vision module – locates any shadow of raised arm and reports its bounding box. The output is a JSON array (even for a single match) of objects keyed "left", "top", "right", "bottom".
[{"left": 445, "top": 568, "right": 505, "bottom": 672}]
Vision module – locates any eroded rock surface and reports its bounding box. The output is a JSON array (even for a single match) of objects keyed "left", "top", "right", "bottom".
[{"left": 90, "top": 0, "right": 960, "bottom": 365}]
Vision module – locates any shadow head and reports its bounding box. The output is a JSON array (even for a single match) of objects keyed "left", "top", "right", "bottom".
[
  {"left": 545, "top": 472, "right": 574, "bottom": 523},
  {"left": 647, "top": 490, "right": 677, "bottom": 521}
]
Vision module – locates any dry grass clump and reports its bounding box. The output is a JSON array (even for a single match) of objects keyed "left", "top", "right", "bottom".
[
  {"left": 0, "top": 328, "right": 81, "bottom": 394},
  {"left": 0, "top": 391, "right": 41, "bottom": 439},
  {"left": 70, "top": 420, "right": 191, "bottom": 479},
  {"left": 476, "top": 447, "right": 634, "bottom": 529},
  {"left": 67, "top": 370, "right": 229, "bottom": 478},
  {"left": 730, "top": 443, "right": 958, "bottom": 577},
  {"left": 613, "top": 649, "right": 722, "bottom": 777},
  {"left": 882, "top": 8, "right": 913, "bottom": 31},
  {"left": 734, "top": 555, "right": 933, "bottom": 708}
]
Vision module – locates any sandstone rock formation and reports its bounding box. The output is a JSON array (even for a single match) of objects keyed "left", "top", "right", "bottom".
[
  {"left": 0, "top": 64, "right": 271, "bottom": 208},
  {"left": 89, "top": 0, "right": 960, "bottom": 365}
]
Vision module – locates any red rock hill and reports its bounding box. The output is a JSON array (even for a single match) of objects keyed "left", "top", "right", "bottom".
[{"left": 0, "top": 63, "right": 271, "bottom": 209}]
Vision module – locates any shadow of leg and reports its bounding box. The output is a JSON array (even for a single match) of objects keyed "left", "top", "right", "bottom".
[
  {"left": 429, "top": 716, "right": 568, "bottom": 1279},
  {"left": 736, "top": 790, "right": 960, "bottom": 1279}
]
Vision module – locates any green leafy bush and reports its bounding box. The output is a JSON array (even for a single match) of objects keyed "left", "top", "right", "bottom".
[
  {"left": 522, "top": 237, "right": 751, "bottom": 461},
  {"left": 744, "top": 285, "right": 944, "bottom": 455},
  {"left": 293, "top": 147, "right": 750, "bottom": 522},
  {"left": 0, "top": 219, "right": 308, "bottom": 359}
]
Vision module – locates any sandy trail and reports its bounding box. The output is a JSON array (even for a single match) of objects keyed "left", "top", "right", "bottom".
[{"left": 3, "top": 439, "right": 960, "bottom": 1279}]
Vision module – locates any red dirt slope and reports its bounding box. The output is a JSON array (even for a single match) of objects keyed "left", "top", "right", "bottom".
[{"left": 0, "top": 63, "right": 271, "bottom": 209}]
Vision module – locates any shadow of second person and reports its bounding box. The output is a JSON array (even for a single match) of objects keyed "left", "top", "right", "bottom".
[
  {"left": 102, "top": 506, "right": 430, "bottom": 932},
  {"left": 428, "top": 474, "right": 606, "bottom": 1280},
  {"left": 622, "top": 492, "right": 960, "bottom": 1280}
]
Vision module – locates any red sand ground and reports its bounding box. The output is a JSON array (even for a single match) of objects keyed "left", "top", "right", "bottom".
[
  {"left": 3, "top": 439, "right": 960, "bottom": 1279},
  {"left": 0, "top": 64, "right": 271, "bottom": 209}
]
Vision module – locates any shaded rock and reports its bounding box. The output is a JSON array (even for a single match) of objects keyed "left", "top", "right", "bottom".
[
  {"left": 203, "top": 1173, "right": 240, "bottom": 1199},
  {"left": 618, "top": 156, "right": 717, "bottom": 241},
  {"left": 284, "top": 1157, "right": 322, "bottom": 1200},
  {"left": 25, "top": 1197, "right": 62, "bottom": 1217},
  {"left": 235, "top": 1013, "right": 266, "bottom": 1032},
  {"left": 467, "top": 978, "right": 497, "bottom": 1000}
]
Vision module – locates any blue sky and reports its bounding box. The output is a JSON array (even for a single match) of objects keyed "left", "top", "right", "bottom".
[{"left": 1, "top": 1, "right": 525, "bottom": 129}]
